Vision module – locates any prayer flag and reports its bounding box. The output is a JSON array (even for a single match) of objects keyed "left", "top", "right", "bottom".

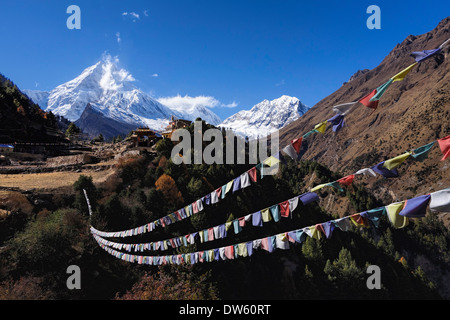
[
  {"left": 311, "top": 183, "right": 328, "bottom": 192},
  {"left": 369, "top": 79, "right": 393, "bottom": 102},
  {"left": 314, "top": 121, "right": 328, "bottom": 133},
  {"left": 237, "top": 243, "right": 248, "bottom": 257},
  {"left": 225, "top": 245, "right": 234, "bottom": 259},
  {"left": 233, "top": 220, "right": 242, "bottom": 234},
  {"left": 299, "top": 192, "right": 320, "bottom": 205},
  {"left": 270, "top": 204, "right": 281, "bottom": 222},
  {"left": 261, "top": 208, "right": 272, "bottom": 222},
  {"left": 355, "top": 167, "right": 377, "bottom": 177},
  {"left": 321, "top": 221, "right": 335, "bottom": 238},
  {"left": 292, "top": 138, "right": 303, "bottom": 153},
  {"left": 252, "top": 211, "right": 263, "bottom": 227},
  {"left": 328, "top": 181, "right": 344, "bottom": 192},
  {"left": 204, "top": 194, "right": 211, "bottom": 206},
  {"left": 372, "top": 161, "right": 399, "bottom": 178},
  {"left": 337, "top": 174, "right": 355, "bottom": 187},
  {"left": 232, "top": 176, "right": 241, "bottom": 193},
  {"left": 411, "top": 141, "right": 435, "bottom": 161},
  {"left": 400, "top": 194, "right": 431, "bottom": 218},
  {"left": 303, "top": 129, "right": 317, "bottom": 138},
  {"left": 192, "top": 201, "right": 199, "bottom": 214},
  {"left": 215, "top": 187, "right": 222, "bottom": 199},
  {"left": 332, "top": 102, "right": 357, "bottom": 115},
  {"left": 240, "top": 171, "right": 251, "bottom": 189},
  {"left": 282, "top": 144, "right": 298, "bottom": 160},
  {"left": 246, "top": 242, "right": 254, "bottom": 257},
  {"left": 359, "top": 89, "right": 379, "bottom": 109},
  {"left": 280, "top": 200, "right": 290, "bottom": 218},
  {"left": 391, "top": 62, "right": 418, "bottom": 82},
  {"left": 429, "top": 189, "right": 450, "bottom": 213},
  {"left": 289, "top": 196, "right": 299, "bottom": 213},
  {"left": 360, "top": 207, "right": 385, "bottom": 228},
  {"left": 410, "top": 48, "right": 441, "bottom": 63},
  {"left": 263, "top": 156, "right": 280, "bottom": 167},
  {"left": 327, "top": 114, "right": 345, "bottom": 132},
  {"left": 350, "top": 214, "right": 369, "bottom": 228},
  {"left": 306, "top": 225, "right": 323, "bottom": 239},
  {"left": 386, "top": 202, "right": 409, "bottom": 229},
  {"left": 334, "top": 217, "right": 352, "bottom": 231},
  {"left": 210, "top": 190, "right": 219, "bottom": 204},
  {"left": 248, "top": 167, "right": 257, "bottom": 183},
  {"left": 275, "top": 234, "right": 290, "bottom": 250},
  {"left": 221, "top": 184, "right": 227, "bottom": 199},
  {"left": 208, "top": 228, "right": 214, "bottom": 242},
  {"left": 437, "top": 135, "right": 450, "bottom": 161},
  {"left": 383, "top": 152, "right": 411, "bottom": 170}
]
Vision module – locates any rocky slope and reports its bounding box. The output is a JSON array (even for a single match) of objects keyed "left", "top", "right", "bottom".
[{"left": 279, "top": 17, "right": 450, "bottom": 204}]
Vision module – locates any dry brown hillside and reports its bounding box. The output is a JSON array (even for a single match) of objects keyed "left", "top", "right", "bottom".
[{"left": 279, "top": 17, "right": 450, "bottom": 205}]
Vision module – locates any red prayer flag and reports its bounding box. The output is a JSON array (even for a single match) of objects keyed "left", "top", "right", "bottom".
[
  {"left": 291, "top": 137, "right": 303, "bottom": 154},
  {"left": 337, "top": 174, "right": 355, "bottom": 187},
  {"left": 315, "top": 223, "right": 325, "bottom": 235},
  {"left": 350, "top": 214, "right": 369, "bottom": 227},
  {"left": 248, "top": 166, "right": 257, "bottom": 182},
  {"left": 280, "top": 200, "right": 290, "bottom": 217},
  {"left": 215, "top": 187, "right": 222, "bottom": 199},
  {"left": 359, "top": 89, "right": 379, "bottom": 109},
  {"left": 438, "top": 135, "right": 450, "bottom": 161},
  {"left": 225, "top": 245, "right": 234, "bottom": 259}
]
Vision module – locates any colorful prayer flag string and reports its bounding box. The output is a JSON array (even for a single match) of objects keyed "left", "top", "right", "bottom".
[{"left": 91, "top": 188, "right": 450, "bottom": 265}]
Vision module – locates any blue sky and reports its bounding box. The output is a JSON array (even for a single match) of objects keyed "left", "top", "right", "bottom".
[{"left": 0, "top": 1, "right": 448, "bottom": 120}]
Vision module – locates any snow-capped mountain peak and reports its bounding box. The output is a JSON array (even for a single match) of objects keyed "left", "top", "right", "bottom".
[
  {"left": 220, "top": 95, "right": 309, "bottom": 138},
  {"left": 24, "top": 54, "right": 222, "bottom": 138}
]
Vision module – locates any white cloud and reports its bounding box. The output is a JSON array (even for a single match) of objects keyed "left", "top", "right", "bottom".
[
  {"left": 143, "top": 10, "right": 149, "bottom": 17},
  {"left": 122, "top": 12, "right": 140, "bottom": 22},
  {"left": 152, "top": 73, "right": 159, "bottom": 77},
  {"left": 116, "top": 32, "right": 121, "bottom": 44},
  {"left": 157, "top": 94, "right": 238, "bottom": 111},
  {"left": 222, "top": 101, "right": 238, "bottom": 108}
]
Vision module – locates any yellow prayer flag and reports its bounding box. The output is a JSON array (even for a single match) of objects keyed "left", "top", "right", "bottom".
[
  {"left": 225, "top": 221, "right": 233, "bottom": 231},
  {"left": 314, "top": 121, "right": 328, "bottom": 134},
  {"left": 263, "top": 156, "right": 280, "bottom": 167},
  {"left": 237, "top": 243, "right": 248, "bottom": 257},
  {"left": 383, "top": 152, "right": 411, "bottom": 170},
  {"left": 309, "top": 226, "right": 322, "bottom": 239},
  {"left": 225, "top": 180, "right": 234, "bottom": 194},
  {"left": 208, "top": 249, "right": 214, "bottom": 261},
  {"left": 261, "top": 208, "right": 272, "bottom": 222},
  {"left": 311, "top": 183, "right": 328, "bottom": 192},
  {"left": 391, "top": 62, "right": 418, "bottom": 82},
  {"left": 386, "top": 202, "right": 409, "bottom": 229}
]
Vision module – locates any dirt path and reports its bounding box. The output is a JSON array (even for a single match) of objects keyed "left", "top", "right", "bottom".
[{"left": 0, "top": 168, "right": 115, "bottom": 191}]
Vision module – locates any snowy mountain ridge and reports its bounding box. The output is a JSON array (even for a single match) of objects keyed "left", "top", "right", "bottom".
[{"left": 220, "top": 95, "right": 309, "bottom": 138}]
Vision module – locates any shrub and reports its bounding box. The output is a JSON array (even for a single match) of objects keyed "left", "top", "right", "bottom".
[{"left": 115, "top": 267, "right": 218, "bottom": 300}]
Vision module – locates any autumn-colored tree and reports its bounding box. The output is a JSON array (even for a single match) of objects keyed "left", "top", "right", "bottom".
[{"left": 155, "top": 174, "right": 184, "bottom": 207}]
